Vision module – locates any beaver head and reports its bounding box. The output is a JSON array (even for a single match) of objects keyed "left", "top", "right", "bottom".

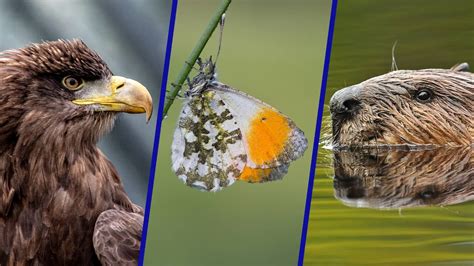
[{"left": 329, "top": 64, "right": 473, "bottom": 147}]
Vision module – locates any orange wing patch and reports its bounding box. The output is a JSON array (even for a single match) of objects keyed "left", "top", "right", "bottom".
[
  {"left": 238, "top": 166, "right": 273, "bottom": 182},
  {"left": 172, "top": 57, "right": 307, "bottom": 191},
  {"left": 238, "top": 165, "right": 289, "bottom": 183},
  {"left": 246, "top": 108, "right": 291, "bottom": 165}
]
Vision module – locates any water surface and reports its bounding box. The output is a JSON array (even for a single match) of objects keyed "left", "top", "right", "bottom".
[{"left": 304, "top": 1, "right": 473, "bottom": 265}]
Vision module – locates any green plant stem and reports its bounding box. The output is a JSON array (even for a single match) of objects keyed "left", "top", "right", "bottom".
[{"left": 163, "top": 0, "right": 232, "bottom": 119}]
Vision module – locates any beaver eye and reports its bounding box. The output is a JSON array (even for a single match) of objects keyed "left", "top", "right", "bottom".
[
  {"left": 415, "top": 89, "right": 433, "bottom": 103},
  {"left": 62, "top": 76, "right": 84, "bottom": 91}
]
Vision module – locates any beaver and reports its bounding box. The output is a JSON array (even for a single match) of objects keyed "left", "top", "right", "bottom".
[
  {"left": 329, "top": 63, "right": 473, "bottom": 147},
  {"left": 333, "top": 147, "right": 473, "bottom": 209}
]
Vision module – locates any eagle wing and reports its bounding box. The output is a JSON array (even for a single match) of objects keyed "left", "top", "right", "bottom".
[{"left": 93, "top": 208, "right": 143, "bottom": 265}]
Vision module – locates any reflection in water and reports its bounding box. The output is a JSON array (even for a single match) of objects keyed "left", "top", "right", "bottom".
[
  {"left": 304, "top": 0, "right": 474, "bottom": 263},
  {"left": 333, "top": 148, "right": 474, "bottom": 209}
]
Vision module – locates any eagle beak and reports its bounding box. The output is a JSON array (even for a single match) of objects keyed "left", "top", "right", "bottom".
[{"left": 73, "top": 76, "right": 153, "bottom": 122}]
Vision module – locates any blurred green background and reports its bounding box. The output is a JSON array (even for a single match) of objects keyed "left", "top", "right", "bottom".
[
  {"left": 144, "top": 0, "right": 331, "bottom": 265},
  {"left": 304, "top": 0, "right": 474, "bottom": 265}
]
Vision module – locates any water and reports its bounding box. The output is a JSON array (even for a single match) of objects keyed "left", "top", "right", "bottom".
[
  {"left": 332, "top": 148, "right": 472, "bottom": 209},
  {"left": 305, "top": 148, "right": 473, "bottom": 265},
  {"left": 304, "top": 1, "right": 473, "bottom": 265}
]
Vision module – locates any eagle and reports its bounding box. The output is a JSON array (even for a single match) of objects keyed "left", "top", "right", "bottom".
[{"left": 0, "top": 39, "right": 152, "bottom": 265}]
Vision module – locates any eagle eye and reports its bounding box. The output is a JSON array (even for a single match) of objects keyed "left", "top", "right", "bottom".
[{"left": 62, "top": 76, "right": 84, "bottom": 91}]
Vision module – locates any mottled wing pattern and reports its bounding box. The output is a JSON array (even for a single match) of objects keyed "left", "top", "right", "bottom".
[
  {"left": 172, "top": 80, "right": 307, "bottom": 189},
  {"left": 212, "top": 82, "right": 308, "bottom": 169},
  {"left": 93, "top": 209, "right": 143, "bottom": 266},
  {"left": 171, "top": 90, "right": 247, "bottom": 191}
]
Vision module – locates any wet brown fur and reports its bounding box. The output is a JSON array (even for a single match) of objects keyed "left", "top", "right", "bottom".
[{"left": 332, "top": 68, "right": 473, "bottom": 147}]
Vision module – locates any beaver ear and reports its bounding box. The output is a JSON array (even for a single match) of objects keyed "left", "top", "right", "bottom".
[{"left": 450, "top": 62, "right": 470, "bottom": 72}]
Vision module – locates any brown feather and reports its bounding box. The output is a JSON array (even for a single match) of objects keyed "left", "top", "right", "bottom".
[
  {"left": 93, "top": 207, "right": 144, "bottom": 266},
  {"left": 0, "top": 40, "right": 142, "bottom": 265}
]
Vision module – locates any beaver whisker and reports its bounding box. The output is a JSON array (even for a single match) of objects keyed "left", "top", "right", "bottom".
[
  {"left": 399, "top": 136, "right": 415, "bottom": 145},
  {"left": 391, "top": 41, "right": 398, "bottom": 72},
  {"left": 367, "top": 110, "right": 381, "bottom": 147}
]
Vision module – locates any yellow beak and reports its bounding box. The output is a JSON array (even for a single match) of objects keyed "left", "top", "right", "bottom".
[{"left": 73, "top": 76, "right": 153, "bottom": 122}]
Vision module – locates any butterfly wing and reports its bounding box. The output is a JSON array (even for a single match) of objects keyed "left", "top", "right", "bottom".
[
  {"left": 212, "top": 82, "right": 308, "bottom": 171},
  {"left": 238, "top": 164, "right": 290, "bottom": 183},
  {"left": 171, "top": 90, "right": 247, "bottom": 191}
]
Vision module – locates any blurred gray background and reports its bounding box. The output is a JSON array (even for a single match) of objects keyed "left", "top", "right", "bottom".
[{"left": 0, "top": 0, "right": 172, "bottom": 206}]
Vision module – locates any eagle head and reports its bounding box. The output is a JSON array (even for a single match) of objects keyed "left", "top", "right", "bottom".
[
  {"left": 0, "top": 39, "right": 152, "bottom": 146},
  {"left": 0, "top": 39, "right": 150, "bottom": 265}
]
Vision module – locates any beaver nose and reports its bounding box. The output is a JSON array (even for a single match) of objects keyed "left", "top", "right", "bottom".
[{"left": 330, "top": 85, "right": 362, "bottom": 115}]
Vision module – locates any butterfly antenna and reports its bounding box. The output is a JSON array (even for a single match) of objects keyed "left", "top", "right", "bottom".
[
  {"left": 391, "top": 41, "right": 398, "bottom": 71},
  {"left": 214, "top": 13, "right": 226, "bottom": 67}
]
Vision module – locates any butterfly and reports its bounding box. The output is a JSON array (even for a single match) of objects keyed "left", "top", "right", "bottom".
[{"left": 171, "top": 57, "right": 308, "bottom": 191}]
